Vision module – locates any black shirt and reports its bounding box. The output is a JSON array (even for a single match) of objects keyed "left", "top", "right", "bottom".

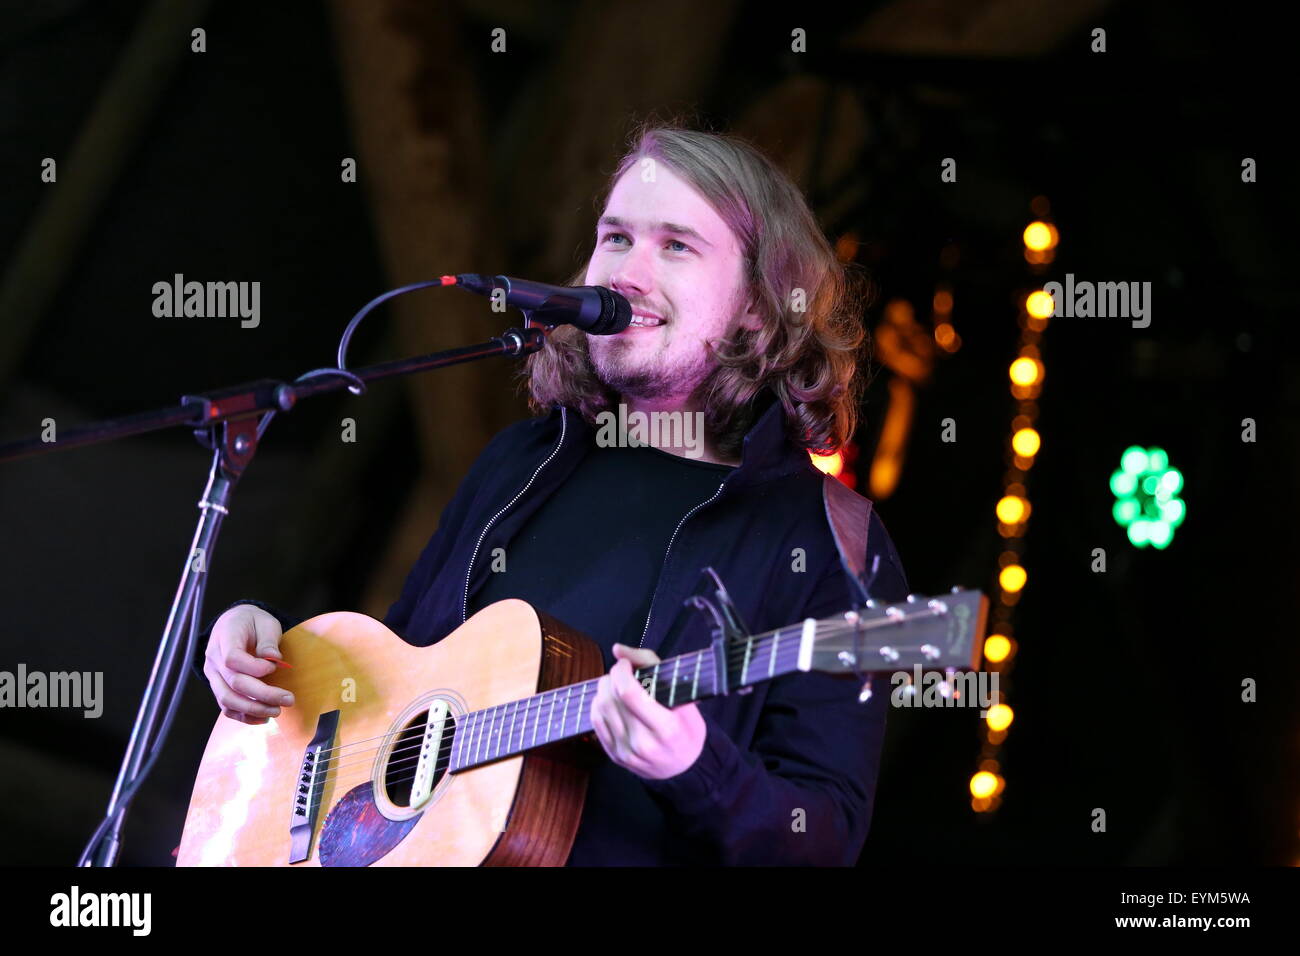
[{"left": 467, "top": 438, "right": 734, "bottom": 668}]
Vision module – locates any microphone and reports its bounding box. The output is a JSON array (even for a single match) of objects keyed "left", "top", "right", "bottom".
[{"left": 443, "top": 274, "right": 632, "bottom": 335}]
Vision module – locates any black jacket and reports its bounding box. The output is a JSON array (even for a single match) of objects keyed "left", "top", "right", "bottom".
[{"left": 199, "top": 389, "right": 909, "bottom": 865}]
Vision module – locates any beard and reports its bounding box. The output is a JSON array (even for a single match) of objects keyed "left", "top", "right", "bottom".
[{"left": 586, "top": 333, "right": 716, "bottom": 401}]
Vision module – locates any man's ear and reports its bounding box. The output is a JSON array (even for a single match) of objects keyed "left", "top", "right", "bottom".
[{"left": 737, "top": 295, "right": 764, "bottom": 332}]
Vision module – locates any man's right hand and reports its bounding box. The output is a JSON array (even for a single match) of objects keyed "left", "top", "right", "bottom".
[{"left": 203, "top": 605, "right": 295, "bottom": 724}]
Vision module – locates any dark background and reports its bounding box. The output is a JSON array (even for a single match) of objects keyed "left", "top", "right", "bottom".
[{"left": 0, "top": 0, "right": 1294, "bottom": 866}]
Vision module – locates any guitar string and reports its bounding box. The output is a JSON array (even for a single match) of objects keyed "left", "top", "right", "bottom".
[
  {"left": 289, "top": 635, "right": 812, "bottom": 789},
  {"left": 292, "top": 654, "right": 740, "bottom": 786},
  {"left": 269, "top": 614, "right": 877, "bottom": 771},
  {"left": 269, "top": 608, "right": 951, "bottom": 790},
  {"left": 283, "top": 614, "right": 952, "bottom": 792},
  {"left": 279, "top": 611, "right": 938, "bottom": 767},
  {"left": 321, "top": 647, "right": 952, "bottom": 796},
  {"left": 313, "top": 660, "right": 723, "bottom": 783},
  {"left": 270, "top": 611, "right": 952, "bottom": 793}
]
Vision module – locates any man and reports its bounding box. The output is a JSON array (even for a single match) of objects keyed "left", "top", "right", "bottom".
[{"left": 197, "top": 124, "right": 909, "bottom": 865}]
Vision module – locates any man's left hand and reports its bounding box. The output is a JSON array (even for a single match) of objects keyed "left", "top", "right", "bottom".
[{"left": 590, "top": 643, "right": 707, "bottom": 780}]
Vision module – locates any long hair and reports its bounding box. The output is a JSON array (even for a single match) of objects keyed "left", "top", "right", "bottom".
[{"left": 521, "top": 121, "right": 871, "bottom": 459}]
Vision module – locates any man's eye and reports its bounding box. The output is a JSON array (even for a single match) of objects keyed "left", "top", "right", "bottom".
[
  {"left": 667, "top": 239, "right": 692, "bottom": 253},
  {"left": 602, "top": 232, "right": 628, "bottom": 245}
]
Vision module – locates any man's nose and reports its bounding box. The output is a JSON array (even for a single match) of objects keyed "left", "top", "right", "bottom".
[{"left": 608, "top": 246, "right": 654, "bottom": 298}]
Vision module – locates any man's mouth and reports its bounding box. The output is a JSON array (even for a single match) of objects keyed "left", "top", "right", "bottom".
[{"left": 628, "top": 312, "right": 666, "bottom": 328}]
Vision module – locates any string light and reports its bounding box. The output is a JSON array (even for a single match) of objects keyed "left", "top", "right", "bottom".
[
  {"left": 996, "top": 495, "right": 1030, "bottom": 524},
  {"left": 1022, "top": 219, "right": 1059, "bottom": 266},
  {"left": 1025, "top": 290, "right": 1055, "bottom": 319},
  {"left": 1009, "top": 356, "right": 1041, "bottom": 387},
  {"left": 972, "top": 204, "right": 1058, "bottom": 814},
  {"left": 984, "top": 634, "right": 1012, "bottom": 663},
  {"left": 986, "top": 704, "right": 1014, "bottom": 732},
  {"left": 998, "top": 564, "right": 1027, "bottom": 592},
  {"left": 1012, "top": 427, "right": 1041, "bottom": 457},
  {"left": 970, "top": 771, "right": 1000, "bottom": 799}
]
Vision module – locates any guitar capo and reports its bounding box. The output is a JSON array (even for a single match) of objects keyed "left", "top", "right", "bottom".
[{"left": 683, "top": 566, "right": 751, "bottom": 696}]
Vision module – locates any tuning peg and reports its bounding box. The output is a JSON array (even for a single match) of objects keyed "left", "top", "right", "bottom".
[
  {"left": 857, "top": 676, "right": 874, "bottom": 703},
  {"left": 906, "top": 593, "right": 918, "bottom": 603}
]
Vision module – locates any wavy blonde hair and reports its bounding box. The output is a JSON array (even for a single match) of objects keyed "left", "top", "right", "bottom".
[{"left": 520, "top": 121, "right": 871, "bottom": 459}]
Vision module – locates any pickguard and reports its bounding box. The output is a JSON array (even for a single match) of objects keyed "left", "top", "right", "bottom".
[{"left": 318, "top": 782, "right": 422, "bottom": 867}]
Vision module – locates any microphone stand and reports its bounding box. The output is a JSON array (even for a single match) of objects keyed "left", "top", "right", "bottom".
[{"left": 0, "top": 322, "right": 548, "bottom": 866}]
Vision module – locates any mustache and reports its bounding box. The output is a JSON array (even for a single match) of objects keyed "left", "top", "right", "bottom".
[{"left": 626, "top": 303, "right": 667, "bottom": 319}]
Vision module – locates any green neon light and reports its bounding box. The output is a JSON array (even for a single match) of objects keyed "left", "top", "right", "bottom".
[{"left": 1110, "top": 445, "right": 1185, "bottom": 550}]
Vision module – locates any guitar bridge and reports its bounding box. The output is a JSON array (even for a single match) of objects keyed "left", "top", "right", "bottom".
[{"left": 288, "top": 710, "right": 339, "bottom": 864}]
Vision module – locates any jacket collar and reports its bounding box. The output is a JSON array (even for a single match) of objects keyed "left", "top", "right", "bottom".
[
  {"left": 731, "top": 387, "right": 811, "bottom": 487},
  {"left": 548, "top": 386, "right": 811, "bottom": 490}
]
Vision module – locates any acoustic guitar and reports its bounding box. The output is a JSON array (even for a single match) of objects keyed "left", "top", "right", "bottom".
[{"left": 177, "top": 589, "right": 986, "bottom": 866}]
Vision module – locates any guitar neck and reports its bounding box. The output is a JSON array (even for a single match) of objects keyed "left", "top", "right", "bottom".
[
  {"left": 447, "top": 622, "right": 806, "bottom": 773},
  {"left": 445, "top": 590, "right": 984, "bottom": 774}
]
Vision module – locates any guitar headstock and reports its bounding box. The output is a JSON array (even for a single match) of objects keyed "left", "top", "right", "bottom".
[{"left": 803, "top": 588, "right": 987, "bottom": 676}]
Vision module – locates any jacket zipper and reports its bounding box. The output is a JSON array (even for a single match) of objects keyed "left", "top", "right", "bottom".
[
  {"left": 638, "top": 479, "right": 729, "bottom": 648},
  {"left": 462, "top": 407, "right": 570, "bottom": 624}
]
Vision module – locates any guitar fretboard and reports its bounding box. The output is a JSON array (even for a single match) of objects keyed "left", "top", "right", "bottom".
[{"left": 447, "top": 621, "right": 812, "bottom": 773}]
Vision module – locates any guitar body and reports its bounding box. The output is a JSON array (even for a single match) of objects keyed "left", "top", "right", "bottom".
[{"left": 177, "top": 599, "right": 605, "bottom": 867}]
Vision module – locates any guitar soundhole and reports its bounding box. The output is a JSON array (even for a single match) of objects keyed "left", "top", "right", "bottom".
[{"left": 382, "top": 709, "right": 455, "bottom": 809}]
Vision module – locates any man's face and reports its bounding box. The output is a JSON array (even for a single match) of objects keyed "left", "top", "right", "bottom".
[{"left": 583, "top": 163, "right": 761, "bottom": 404}]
